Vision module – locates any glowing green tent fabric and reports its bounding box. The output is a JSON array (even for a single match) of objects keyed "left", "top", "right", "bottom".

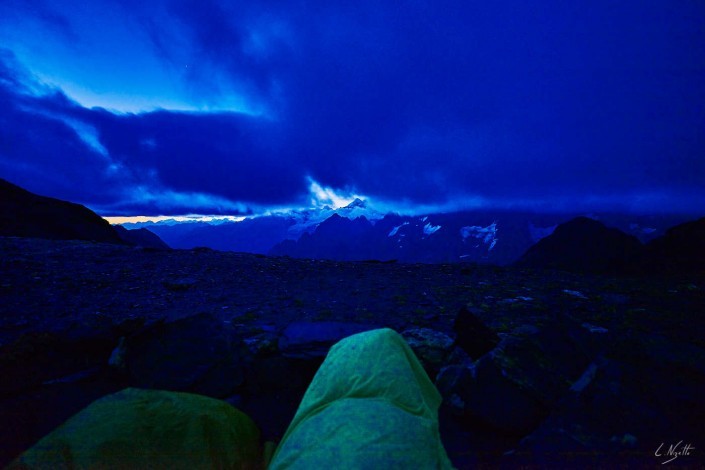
[
  {"left": 10, "top": 388, "right": 261, "bottom": 470},
  {"left": 269, "top": 328, "right": 455, "bottom": 469}
]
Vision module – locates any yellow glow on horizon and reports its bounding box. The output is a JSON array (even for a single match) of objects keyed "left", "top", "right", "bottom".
[{"left": 104, "top": 214, "right": 247, "bottom": 225}]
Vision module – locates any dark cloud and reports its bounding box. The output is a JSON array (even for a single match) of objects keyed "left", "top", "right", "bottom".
[
  {"left": 148, "top": 0, "right": 705, "bottom": 208},
  {"left": 1, "top": 0, "right": 704, "bottom": 215},
  {"left": 0, "top": 49, "right": 302, "bottom": 214}
]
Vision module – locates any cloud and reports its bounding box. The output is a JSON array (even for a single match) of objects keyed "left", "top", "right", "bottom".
[
  {"left": 92, "top": 185, "right": 252, "bottom": 216},
  {"left": 149, "top": 0, "right": 704, "bottom": 209},
  {"left": 1, "top": 1, "right": 704, "bottom": 216},
  {"left": 0, "top": 50, "right": 278, "bottom": 215},
  {"left": 307, "top": 178, "right": 362, "bottom": 209}
]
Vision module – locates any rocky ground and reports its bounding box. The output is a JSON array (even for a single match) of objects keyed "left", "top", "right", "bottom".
[{"left": 1, "top": 236, "right": 704, "bottom": 468}]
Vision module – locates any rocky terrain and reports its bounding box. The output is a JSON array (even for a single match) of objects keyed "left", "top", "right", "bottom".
[{"left": 1, "top": 236, "right": 704, "bottom": 467}]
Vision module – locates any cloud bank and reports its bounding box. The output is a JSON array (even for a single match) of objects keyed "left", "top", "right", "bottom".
[{"left": 0, "top": 1, "right": 704, "bottom": 215}]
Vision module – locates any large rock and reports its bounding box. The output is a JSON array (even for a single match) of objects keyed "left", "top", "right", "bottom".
[
  {"left": 0, "top": 317, "right": 142, "bottom": 394},
  {"left": 437, "top": 318, "right": 594, "bottom": 436},
  {"left": 453, "top": 305, "right": 500, "bottom": 359},
  {"left": 437, "top": 359, "right": 548, "bottom": 436},
  {"left": 502, "top": 331, "right": 705, "bottom": 466},
  {"left": 515, "top": 217, "right": 642, "bottom": 274},
  {"left": 278, "top": 321, "right": 377, "bottom": 358},
  {"left": 117, "top": 313, "right": 244, "bottom": 397}
]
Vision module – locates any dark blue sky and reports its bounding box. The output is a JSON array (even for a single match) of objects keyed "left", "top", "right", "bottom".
[{"left": 1, "top": 0, "right": 704, "bottom": 216}]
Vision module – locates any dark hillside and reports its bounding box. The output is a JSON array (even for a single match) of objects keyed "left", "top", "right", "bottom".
[
  {"left": 114, "top": 225, "right": 170, "bottom": 250},
  {"left": 515, "top": 217, "right": 642, "bottom": 274},
  {"left": 636, "top": 217, "right": 705, "bottom": 274},
  {"left": 0, "top": 179, "right": 122, "bottom": 244}
]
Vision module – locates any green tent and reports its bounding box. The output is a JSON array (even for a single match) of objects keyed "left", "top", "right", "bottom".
[
  {"left": 10, "top": 388, "right": 261, "bottom": 469},
  {"left": 269, "top": 328, "right": 455, "bottom": 469}
]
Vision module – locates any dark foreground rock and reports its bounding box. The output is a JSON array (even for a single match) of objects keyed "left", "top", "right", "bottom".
[
  {"left": 438, "top": 317, "right": 595, "bottom": 436},
  {"left": 114, "top": 313, "right": 245, "bottom": 398},
  {"left": 505, "top": 332, "right": 705, "bottom": 467},
  {"left": 453, "top": 305, "right": 500, "bottom": 359}
]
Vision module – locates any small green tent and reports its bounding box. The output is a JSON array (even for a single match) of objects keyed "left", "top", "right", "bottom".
[
  {"left": 269, "top": 328, "right": 454, "bottom": 469},
  {"left": 10, "top": 388, "right": 261, "bottom": 469}
]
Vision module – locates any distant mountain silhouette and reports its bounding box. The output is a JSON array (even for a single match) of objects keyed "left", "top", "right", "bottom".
[
  {"left": 0, "top": 179, "right": 123, "bottom": 243},
  {"left": 271, "top": 214, "right": 380, "bottom": 261},
  {"left": 114, "top": 226, "right": 170, "bottom": 250},
  {"left": 148, "top": 217, "right": 294, "bottom": 253},
  {"left": 515, "top": 217, "right": 642, "bottom": 274},
  {"left": 270, "top": 211, "right": 555, "bottom": 264},
  {"left": 635, "top": 217, "right": 705, "bottom": 274},
  {"left": 269, "top": 210, "right": 698, "bottom": 265}
]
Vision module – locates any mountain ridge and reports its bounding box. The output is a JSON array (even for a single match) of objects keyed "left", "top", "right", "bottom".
[{"left": 0, "top": 179, "right": 168, "bottom": 249}]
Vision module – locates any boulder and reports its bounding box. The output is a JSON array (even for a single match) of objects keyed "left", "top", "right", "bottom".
[
  {"left": 437, "top": 318, "right": 593, "bottom": 436},
  {"left": 504, "top": 332, "right": 705, "bottom": 466},
  {"left": 453, "top": 305, "right": 500, "bottom": 359},
  {"left": 118, "top": 313, "right": 244, "bottom": 397},
  {"left": 437, "top": 356, "right": 549, "bottom": 436},
  {"left": 0, "top": 317, "right": 143, "bottom": 394}
]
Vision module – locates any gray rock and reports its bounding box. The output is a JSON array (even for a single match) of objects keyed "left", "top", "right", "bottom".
[{"left": 401, "top": 327, "right": 454, "bottom": 371}]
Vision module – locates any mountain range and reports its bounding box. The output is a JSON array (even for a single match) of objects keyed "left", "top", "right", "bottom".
[
  {"left": 2, "top": 178, "right": 702, "bottom": 272},
  {"left": 135, "top": 198, "right": 694, "bottom": 266}
]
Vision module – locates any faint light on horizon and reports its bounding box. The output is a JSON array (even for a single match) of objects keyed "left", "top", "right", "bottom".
[{"left": 104, "top": 214, "right": 247, "bottom": 225}]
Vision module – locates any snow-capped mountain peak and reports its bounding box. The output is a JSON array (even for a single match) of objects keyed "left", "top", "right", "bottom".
[
  {"left": 344, "top": 198, "right": 367, "bottom": 210},
  {"left": 284, "top": 198, "right": 384, "bottom": 238},
  {"left": 460, "top": 222, "right": 498, "bottom": 251}
]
